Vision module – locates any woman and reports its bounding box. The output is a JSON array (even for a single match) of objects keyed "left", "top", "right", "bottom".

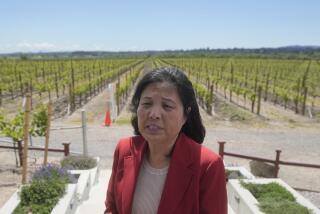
[{"left": 105, "top": 67, "right": 227, "bottom": 214}]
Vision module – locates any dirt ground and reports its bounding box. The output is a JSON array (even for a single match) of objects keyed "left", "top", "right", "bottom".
[{"left": 0, "top": 149, "right": 63, "bottom": 208}]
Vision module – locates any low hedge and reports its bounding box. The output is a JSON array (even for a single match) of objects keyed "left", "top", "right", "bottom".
[
  {"left": 61, "top": 155, "right": 97, "bottom": 170},
  {"left": 241, "top": 181, "right": 312, "bottom": 214},
  {"left": 13, "top": 164, "right": 75, "bottom": 214},
  {"left": 14, "top": 179, "right": 66, "bottom": 214}
]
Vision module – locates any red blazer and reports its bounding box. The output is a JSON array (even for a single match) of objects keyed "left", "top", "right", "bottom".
[{"left": 105, "top": 133, "right": 227, "bottom": 214}]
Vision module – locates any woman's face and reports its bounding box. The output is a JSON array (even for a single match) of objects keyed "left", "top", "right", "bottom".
[{"left": 137, "top": 81, "right": 187, "bottom": 146}]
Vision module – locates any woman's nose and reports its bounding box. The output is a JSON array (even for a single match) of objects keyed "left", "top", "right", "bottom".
[{"left": 149, "top": 106, "right": 161, "bottom": 119}]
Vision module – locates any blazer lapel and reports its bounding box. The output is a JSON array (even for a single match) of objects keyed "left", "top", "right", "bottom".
[
  {"left": 157, "top": 133, "right": 195, "bottom": 214},
  {"left": 121, "top": 137, "right": 146, "bottom": 214},
  {"left": 122, "top": 156, "right": 135, "bottom": 214}
]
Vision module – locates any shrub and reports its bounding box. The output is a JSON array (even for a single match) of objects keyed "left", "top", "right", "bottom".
[
  {"left": 259, "top": 197, "right": 312, "bottom": 214},
  {"left": 14, "top": 179, "right": 66, "bottom": 214},
  {"left": 225, "top": 169, "right": 245, "bottom": 179},
  {"left": 61, "top": 155, "right": 97, "bottom": 170},
  {"left": 20, "top": 179, "right": 65, "bottom": 206},
  {"left": 241, "top": 181, "right": 312, "bottom": 214},
  {"left": 13, "top": 164, "right": 76, "bottom": 214}
]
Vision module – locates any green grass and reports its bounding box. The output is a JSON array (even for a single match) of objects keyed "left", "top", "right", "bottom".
[
  {"left": 114, "top": 117, "right": 131, "bottom": 125},
  {"left": 241, "top": 181, "right": 312, "bottom": 214},
  {"left": 214, "top": 100, "right": 256, "bottom": 122}
]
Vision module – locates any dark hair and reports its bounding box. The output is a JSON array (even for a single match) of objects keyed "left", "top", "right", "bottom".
[{"left": 130, "top": 67, "right": 206, "bottom": 143}]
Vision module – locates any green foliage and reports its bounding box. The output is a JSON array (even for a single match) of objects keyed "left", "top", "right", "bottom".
[
  {"left": 20, "top": 179, "right": 65, "bottom": 206},
  {"left": 115, "top": 66, "right": 142, "bottom": 100},
  {"left": 249, "top": 93, "right": 256, "bottom": 102},
  {"left": 0, "top": 111, "right": 24, "bottom": 142},
  {"left": 0, "top": 103, "right": 49, "bottom": 143},
  {"left": 242, "top": 182, "right": 295, "bottom": 201},
  {"left": 14, "top": 179, "right": 66, "bottom": 214},
  {"left": 61, "top": 155, "right": 97, "bottom": 170},
  {"left": 13, "top": 164, "right": 73, "bottom": 214},
  {"left": 114, "top": 117, "right": 131, "bottom": 125},
  {"left": 241, "top": 181, "right": 312, "bottom": 214},
  {"left": 32, "top": 163, "right": 76, "bottom": 183},
  {"left": 14, "top": 203, "right": 52, "bottom": 214},
  {"left": 163, "top": 57, "right": 320, "bottom": 117},
  {"left": 0, "top": 113, "right": 5, "bottom": 130},
  {"left": 30, "top": 104, "right": 48, "bottom": 137},
  {"left": 259, "top": 197, "right": 312, "bottom": 214},
  {"left": 225, "top": 169, "right": 245, "bottom": 179},
  {"left": 19, "top": 55, "right": 29, "bottom": 60}
]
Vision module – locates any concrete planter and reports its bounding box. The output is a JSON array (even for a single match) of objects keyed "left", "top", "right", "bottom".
[
  {"left": 0, "top": 189, "right": 20, "bottom": 214},
  {"left": 70, "top": 170, "right": 91, "bottom": 203},
  {"left": 0, "top": 157, "right": 100, "bottom": 214},
  {"left": 225, "top": 166, "right": 255, "bottom": 214},
  {"left": 225, "top": 166, "right": 255, "bottom": 181},
  {"left": 51, "top": 184, "right": 78, "bottom": 214},
  {"left": 0, "top": 184, "right": 78, "bottom": 214},
  {"left": 228, "top": 179, "right": 320, "bottom": 214},
  {"left": 68, "top": 157, "right": 100, "bottom": 203}
]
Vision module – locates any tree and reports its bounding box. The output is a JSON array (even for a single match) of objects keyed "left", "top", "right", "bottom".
[
  {"left": 0, "top": 111, "right": 24, "bottom": 166},
  {"left": 0, "top": 104, "right": 49, "bottom": 167}
]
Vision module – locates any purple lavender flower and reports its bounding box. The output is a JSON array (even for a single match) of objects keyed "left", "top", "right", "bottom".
[{"left": 32, "top": 163, "right": 76, "bottom": 183}]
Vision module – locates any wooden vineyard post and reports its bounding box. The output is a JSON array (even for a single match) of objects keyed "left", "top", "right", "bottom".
[
  {"left": 22, "top": 94, "right": 31, "bottom": 184},
  {"left": 17, "top": 141, "right": 23, "bottom": 167},
  {"left": 302, "top": 87, "right": 308, "bottom": 115},
  {"left": 207, "top": 85, "right": 214, "bottom": 115},
  {"left": 43, "top": 101, "right": 52, "bottom": 166},
  {"left": 0, "top": 87, "right": 2, "bottom": 106},
  {"left": 116, "top": 82, "right": 120, "bottom": 115},
  {"left": 274, "top": 149, "right": 282, "bottom": 178},
  {"left": 257, "top": 86, "right": 262, "bottom": 115},
  {"left": 63, "top": 142, "right": 70, "bottom": 156},
  {"left": 218, "top": 141, "right": 226, "bottom": 159}
]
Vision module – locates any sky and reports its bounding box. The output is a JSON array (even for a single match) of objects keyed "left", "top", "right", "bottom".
[{"left": 0, "top": 0, "right": 320, "bottom": 53}]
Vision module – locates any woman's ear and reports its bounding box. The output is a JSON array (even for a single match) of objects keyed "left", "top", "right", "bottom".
[
  {"left": 183, "top": 107, "right": 191, "bottom": 124},
  {"left": 183, "top": 106, "right": 191, "bottom": 124}
]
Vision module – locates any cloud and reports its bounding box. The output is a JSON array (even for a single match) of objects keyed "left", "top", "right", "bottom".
[
  {"left": 0, "top": 41, "right": 113, "bottom": 53},
  {"left": 17, "top": 41, "right": 56, "bottom": 51}
]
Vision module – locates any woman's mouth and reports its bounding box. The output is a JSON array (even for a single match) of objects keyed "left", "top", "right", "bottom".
[{"left": 146, "top": 124, "right": 161, "bottom": 132}]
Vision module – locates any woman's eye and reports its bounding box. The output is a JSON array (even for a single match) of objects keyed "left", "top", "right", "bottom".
[
  {"left": 163, "top": 104, "right": 173, "bottom": 109},
  {"left": 141, "top": 103, "right": 151, "bottom": 107}
]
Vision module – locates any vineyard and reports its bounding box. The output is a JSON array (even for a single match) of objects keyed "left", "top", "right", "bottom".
[
  {"left": 0, "top": 56, "right": 320, "bottom": 122},
  {"left": 157, "top": 57, "right": 320, "bottom": 120},
  {"left": 0, "top": 57, "right": 145, "bottom": 119}
]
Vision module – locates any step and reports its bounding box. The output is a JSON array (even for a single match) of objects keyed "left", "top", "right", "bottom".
[{"left": 228, "top": 204, "right": 236, "bottom": 214}]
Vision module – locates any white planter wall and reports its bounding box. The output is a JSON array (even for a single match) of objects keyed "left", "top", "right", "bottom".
[
  {"left": 228, "top": 179, "right": 320, "bottom": 214},
  {"left": 0, "top": 184, "right": 78, "bottom": 214},
  {"left": 0, "top": 157, "right": 100, "bottom": 214},
  {"left": 68, "top": 156, "right": 100, "bottom": 202},
  {"left": 52, "top": 184, "right": 78, "bottom": 214},
  {"left": 0, "top": 189, "right": 20, "bottom": 214}
]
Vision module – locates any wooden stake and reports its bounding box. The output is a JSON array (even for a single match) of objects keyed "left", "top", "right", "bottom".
[
  {"left": 22, "top": 94, "right": 31, "bottom": 184},
  {"left": 43, "top": 101, "right": 52, "bottom": 166},
  {"left": 257, "top": 86, "right": 262, "bottom": 115}
]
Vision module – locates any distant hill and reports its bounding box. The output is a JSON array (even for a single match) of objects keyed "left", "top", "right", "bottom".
[{"left": 1, "top": 46, "right": 320, "bottom": 59}]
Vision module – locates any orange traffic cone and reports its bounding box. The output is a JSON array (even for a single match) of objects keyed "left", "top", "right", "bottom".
[{"left": 104, "top": 111, "right": 111, "bottom": 126}]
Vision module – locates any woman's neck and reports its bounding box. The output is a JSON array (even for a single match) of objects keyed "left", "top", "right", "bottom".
[{"left": 146, "top": 140, "right": 176, "bottom": 169}]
